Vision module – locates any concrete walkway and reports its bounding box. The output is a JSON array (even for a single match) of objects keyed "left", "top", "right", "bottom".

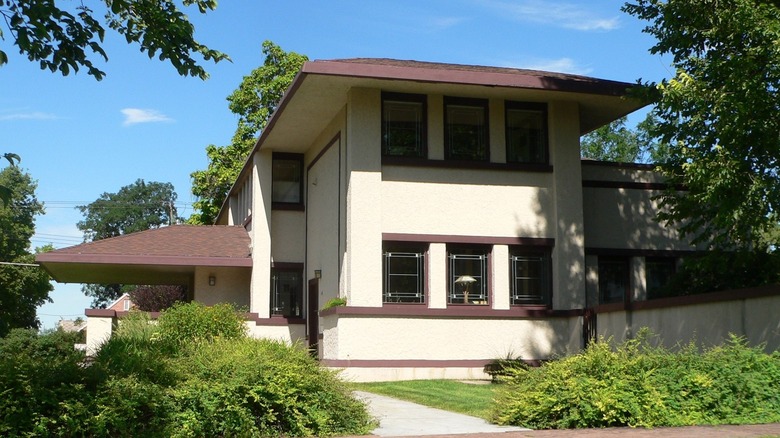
[
  {"left": 355, "top": 391, "right": 528, "bottom": 437},
  {"left": 353, "top": 391, "right": 780, "bottom": 438}
]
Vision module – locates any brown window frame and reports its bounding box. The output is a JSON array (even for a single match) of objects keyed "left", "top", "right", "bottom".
[
  {"left": 272, "top": 153, "right": 304, "bottom": 211},
  {"left": 509, "top": 246, "right": 552, "bottom": 307},
  {"left": 505, "top": 101, "right": 548, "bottom": 164},
  {"left": 382, "top": 92, "right": 428, "bottom": 159},
  {"left": 598, "top": 256, "right": 630, "bottom": 304},
  {"left": 444, "top": 96, "right": 490, "bottom": 162},
  {"left": 271, "top": 263, "right": 304, "bottom": 317},
  {"left": 382, "top": 241, "right": 427, "bottom": 304},
  {"left": 447, "top": 244, "right": 491, "bottom": 306}
]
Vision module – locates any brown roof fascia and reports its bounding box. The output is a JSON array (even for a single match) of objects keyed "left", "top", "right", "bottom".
[{"left": 36, "top": 252, "right": 252, "bottom": 267}]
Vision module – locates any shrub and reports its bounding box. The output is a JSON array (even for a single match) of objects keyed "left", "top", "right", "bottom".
[
  {"left": 155, "top": 301, "right": 246, "bottom": 348},
  {"left": 321, "top": 297, "right": 346, "bottom": 310},
  {"left": 493, "top": 333, "right": 780, "bottom": 429}
]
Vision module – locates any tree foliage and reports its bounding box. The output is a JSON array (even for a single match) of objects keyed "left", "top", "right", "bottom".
[
  {"left": 0, "top": 0, "right": 229, "bottom": 80},
  {"left": 0, "top": 166, "right": 52, "bottom": 337},
  {"left": 623, "top": 0, "right": 780, "bottom": 250},
  {"left": 129, "top": 284, "right": 185, "bottom": 312},
  {"left": 77, "top": 179, "right": 180, "bottom": 307},
  {"left": 581, "top": 114, "right": 669, "bottom": 163},
  {"left": 189, "top": 41, "right": 307, "bottom": 224}
]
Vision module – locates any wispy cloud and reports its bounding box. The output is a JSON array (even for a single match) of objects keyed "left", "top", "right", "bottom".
[
  {"left": 477, "top": 0, "right": 620, "bottom": 31},
  {"left": 428, "top": 16, "right": 467, "bottom": 30},
  {"left": 504, "top": 57, "right": 593, "bottom": 75},
  {"left": 0, "top": 111, "right": 59, "bottom": 121},
  {"left": 120, "top": 108, "right": 173, "bottom": 126}
]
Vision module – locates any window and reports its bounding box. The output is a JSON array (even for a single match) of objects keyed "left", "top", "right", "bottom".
[
  {"left": 382, "top": 92, "right": 427, "bottom": 158},
  {"left": 383, "top": 243, "right": 426, "bottom": 303},
  {"left": 506, "top": 102, "right": 547, "bottom": 164},
  {"left": 598, "top": 257, "right": 629, "bottom": 304},
  {"left": 510, "top": 249, "right": 551, "bottom": 306},
  {"left": 448, "top": 246, "right": 489, "bottom": 304},
  {"left": 271, "top": 266, "right": 303, "bottom": 317},
  {"left": 272, "top": 154, "right": 303, "bottom": 207},
  {"left": 445, "top": 97, "right": 489, "bottom": 161},
  {"left": 646, "top": 257, "right": 676, "bottom": 299},
  {"left": 123, "top": 298, "right": 130, "bottom": 311}
]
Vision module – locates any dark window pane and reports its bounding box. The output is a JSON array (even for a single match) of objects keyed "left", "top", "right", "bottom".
[
  {"left": 271, "top": 269, "right": 302, "bottom": 317},
  {"left": 511, "top": 252, "right": 550, "bottom": 306},
  {"left": 272, "top": 158, "right": 302, "bottom": 204},
  {"left": 384, "top": 249, "right": 425, "bottom": 303},
  {"left": 445, "top": 100, "right": 488, "bottom": 161},
  {"left": 599, "top": 258, "right": 628, "bottom": 304},
  {"left": 646, "top": 258, "right": 676, "bottom": 299},
  {"left": 383, "top": 99, "right": 425, "bottom": 157},
  {"left": 507, "top": 107, "right": 546, "bottom": 163},
  {"left": 449, "top": 248, "right": 488, "bottom": 304}
]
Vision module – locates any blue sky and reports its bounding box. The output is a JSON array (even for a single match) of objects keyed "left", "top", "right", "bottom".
[{"left": 1, "top": 0, "right": 671, "bottom": 330}]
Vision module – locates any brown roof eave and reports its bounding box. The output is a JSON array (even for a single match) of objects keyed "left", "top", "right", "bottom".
[{"left": 36, "top": 252, "right": 253, "bottom": 268}]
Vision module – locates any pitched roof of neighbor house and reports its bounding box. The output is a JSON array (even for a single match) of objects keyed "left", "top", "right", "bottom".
[{"left": 36, "top": 225, "right": 251, "bottom": 284}]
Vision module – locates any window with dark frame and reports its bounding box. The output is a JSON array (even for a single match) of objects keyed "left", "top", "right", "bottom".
[
  {"left": 506, "top": 102, "right": 547, "bottom": 164},
  {"left": 598, "top": 257, "right": 629, "bottom": 304},
  {"left": 445, "top": 97, "right": 489, "bottom": 161},
  {"left": 646, "top": 257, "right": 676, "bottom": 300},
  {"left": 271, "top": 266, "right": 303, "bottom": 317},
  {"left": 272, "top": 154, "right": 303, "bottom": 206},
  {"left": 382, "top": 92, "right": 427, "bottom": 158},
  {"left": 510, "top": 248, "right": 551, "bottom": 306},
  {"left": 448, "top": 246, "right": 489, "bottom": 305},
  {"left": 383, "top": 242, "right": 426, "bottom": 304}
]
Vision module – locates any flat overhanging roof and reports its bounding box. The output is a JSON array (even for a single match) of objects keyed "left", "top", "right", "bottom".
[{"left": 36, "top": 225, "right": 252, "bottom": 284}]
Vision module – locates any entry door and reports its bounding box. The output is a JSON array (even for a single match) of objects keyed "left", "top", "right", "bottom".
[{"left": 307, "top": 278, "right": 319, "bottom": 354}]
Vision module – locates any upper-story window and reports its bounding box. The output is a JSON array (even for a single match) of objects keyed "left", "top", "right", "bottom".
[
  {"left": 382, "top": 92, "right": 427, "bottom": 158},
  {"left": 506, "top": 102, "right": 547, "bottom": 164},
  {"left": 510, "top": 248, "right": 551, "bottom": 306},
  {"left": 445, "top": 97, "right": 489, "bottom": 161},
  {"left": 272, "top": 153, "right": 303, "bottom": 209}
]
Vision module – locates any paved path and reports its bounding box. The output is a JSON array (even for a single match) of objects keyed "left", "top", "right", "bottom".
[{"left": 352, "top": 391, "right": 780, "bottom": 438}]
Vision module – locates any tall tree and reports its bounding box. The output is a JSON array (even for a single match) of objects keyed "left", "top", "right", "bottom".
[
  {"left": 624, "top": 0, "right": 780, "bottom": 250},
  {"left": 189, "top": 41, "right": 307, "bottom": 224},
  {"left": 77, "top": 179, "right": 180, "bottom": 307},
  {"left": 581, "top": 113, "right": 669, "bottom": 164},
  {"left": 0, "top": 0, "right": 228, "bottom": 80},
  {"left": 0, "top": 166, "right": 52, "bottom": 337}
]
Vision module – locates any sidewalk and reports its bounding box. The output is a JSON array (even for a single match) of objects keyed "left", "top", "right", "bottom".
[{"left": 353, "top": 391, "right": 780, "bottom": 438}]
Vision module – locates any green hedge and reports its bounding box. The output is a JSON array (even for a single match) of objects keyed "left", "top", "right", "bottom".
[
  {"left": 493, "top": 332, "right": 780, "bottom": 429},
  {"left": 0, "top": 303, "right": 374, "bottom": 437}
]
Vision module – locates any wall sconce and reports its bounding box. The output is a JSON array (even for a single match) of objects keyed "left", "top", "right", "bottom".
[
  {"left": 314, "top": 270, "right": 322, "bottom": 279},
  {"left": 208, "top": 275, "right": 216, "bottom": 286}
]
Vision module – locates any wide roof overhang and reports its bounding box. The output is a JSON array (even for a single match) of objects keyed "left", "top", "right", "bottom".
[{"left": 36, "top": 225, "right": 252, "bottom": 285}]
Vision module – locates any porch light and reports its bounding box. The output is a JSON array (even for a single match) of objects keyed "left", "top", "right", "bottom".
[
  {"left": 314, "top": 270, "right": 322, "bottom": 279},
  {"left": 208, "top": 275, "right": 216, "bottom": 286}
]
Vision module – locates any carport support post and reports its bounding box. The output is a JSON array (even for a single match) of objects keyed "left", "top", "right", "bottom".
[{"left": 85, "top": 312, "right": 116, "bottom": 356}]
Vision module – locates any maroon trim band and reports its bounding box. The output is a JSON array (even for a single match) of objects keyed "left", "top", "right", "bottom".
[
  {"left": 321, "top": 358, "right": 544, "bottom": 368},
  {"left": 584, "top": 247, "right": 699, "bottom": 257},
  {"left": 319, "top": 305, "right": 580, "bottom": 318},
  {"left": 582, "top": 179, "right": 684, "bottom": 191},
  {"left": 382, "top": 156, "right": 553, "bottom": 173},
  {"left": 307, "top": 133, "right": 341, "bottom": 171},
  {"left": 382, "top": 233, "right": 554, "bottom": 247},
  {"left": 594, "top": 284, "right": 780, "bottom": 314}
]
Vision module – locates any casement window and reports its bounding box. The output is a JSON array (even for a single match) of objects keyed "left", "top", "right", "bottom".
[
  {"left": 271, "top": 266, "right": 303, "bottom": 317},
  {"left": 382, "top": 92, "right": 427, "bottom": 158},
  {"left": 272, "top": 153, "right": 303, "bottom": 208},
  {"left": 506, "top": 102, "right": 547, "bottom": 164},
  {"left": 598, "top": 257, "right": 629, "bottom": 304},
  {"left": 383, "top": 243, "right": 426, "bottom": 303},
  {"left": 510, "top": 248, "right": 551, "bottom": 306},
  {"left": 444, "top": 97, "right": 489, "bottom": 161},
  {"left": 646, "top": 257, "right": 676, "bottom": 300},
  {"left": 448, "top": 246, "right": 489, "bottom": 305}
]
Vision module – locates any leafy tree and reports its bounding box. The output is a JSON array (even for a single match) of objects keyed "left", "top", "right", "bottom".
[
  {"left": 189, "top": 41, "right": 307, "bottom": 224},
  {"left": 129, "top": 285, "right": 185, "bottom": 312},
  {"left": 0, "top": 153, "right": 20, "bottom": 207},
  {"left": 0, "top": 166, "right": 53, "bottom": 337},
  {"left": 0, "top": 0, "right": 228, "bottom": 80},
  {"left": 581, "top": 113, "right": 669, "bottom": 164},
  {"left": 623, "top": 0, "right": 780, "bottom": 250},
  {"left": 77, "top": 179, "right": 180, "bottom": 307}
]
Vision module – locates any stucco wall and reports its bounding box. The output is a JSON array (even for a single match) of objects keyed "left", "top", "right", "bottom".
[
  {"left": 271, "top": 210, "right": 305, "bottom": 262},
  {"left": 596, "top": 295, "right": 780, "bottom": 352},
  {"left": 245, "top": 321, "right": 307, "bottom": 344},
  {"left": 193, "top": 266, "right": 251, "bottom": 308},
  {"left": 86, "top": 315, "right": 114, "bottom": 355}
]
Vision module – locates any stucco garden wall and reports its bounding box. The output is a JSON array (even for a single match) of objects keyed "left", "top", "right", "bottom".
[{"left": 193, "top": 266, "right": 251, "bottom": 309}]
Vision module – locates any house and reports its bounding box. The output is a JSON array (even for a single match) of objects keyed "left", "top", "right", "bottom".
[
  {"left": 37, "top": 59, "right": 780, "bottom": 381},
  {"left": 107, "top": 293, "right": 134, "bottom": 312}
]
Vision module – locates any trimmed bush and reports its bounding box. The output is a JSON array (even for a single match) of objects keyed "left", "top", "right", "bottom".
[
  {"left": 155, "top": 301, "right": 247, "bottom": 348},
  {"left": 493, "top": 332, "right": 780, "bottom": 429}
]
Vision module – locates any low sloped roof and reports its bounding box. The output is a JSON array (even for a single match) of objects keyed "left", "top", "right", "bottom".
[{"left": 36, "top": 225, "right": 252, "bottom": 284}]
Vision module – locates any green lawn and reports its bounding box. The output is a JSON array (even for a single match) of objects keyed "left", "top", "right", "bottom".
[{"left": 353, "top": 379, "right": 498, "bottom": 420}]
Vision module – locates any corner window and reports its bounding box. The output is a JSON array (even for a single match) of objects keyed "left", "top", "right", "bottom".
[
  {"left": 598, "top": 257, "right": 629, "bottom": 304},
  {"left": 445, "top": 97, "right": 489, "bottom": 161},
  {"left": 382, "top": 92, "right": 427, "bottom": 158},
  {"left": 383, "top": 242, "right": 426, "bottom": 303},
  {"left": 510, "top": 249, "right": 551, "bottom": 306},
  {"left": 448, "top": 245, "right": 489, "bottom": 305},
  {"left": 646, "top": 257, "right": 676, "bottom": 300},
  {"left": 506, "top": 102, "right": 547, "bottom": 164},
  {"left": 272, "top": 154, "right": 303, "bottom": 207},
  {"left": 271, "top": 266, "right": 303, "bottom": 317}
]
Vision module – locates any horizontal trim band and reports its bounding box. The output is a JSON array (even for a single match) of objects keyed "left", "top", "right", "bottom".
[
  {"left": 322, "top": 358, "right": 544, "bottom": 368},
  {"left": 320, "top": 305, "right": 580, "bottom": 318},
  {"left": 38, "top": 253, "right": 253, "bottom": 268},
  {"left": 383, "top": 233, "right": 554, "bottom": 247},
  {"left": 594, "top": 284, "right": 780, "bottom": 313},
  {"left": 382, "top": 156, "right": 553, "bottom": 172},
  {"left": 582, "top": 179, "right": 678, "bottom": 191},
  {"left": 584, "top": 247, "right": 699, "bottom": 257}
]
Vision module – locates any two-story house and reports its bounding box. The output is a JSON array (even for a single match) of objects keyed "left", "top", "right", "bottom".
[{"left": 39, "top": 59, "right": 778, "bottom": 381}]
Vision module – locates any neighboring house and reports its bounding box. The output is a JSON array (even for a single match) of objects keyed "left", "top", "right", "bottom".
[
  {"left": 37, "top": 59, "right": 780, "bottom": 381},
  {"left": 108, "top": 293, "right": 134, "bottom": 312},
  {"left": 57, "top": 318, "right": 88, "bottom": 351}
]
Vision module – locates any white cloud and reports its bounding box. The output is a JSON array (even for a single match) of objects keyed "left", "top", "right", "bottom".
[
  {"left": 429, "top": 16, "right": 467, "bottom": 30},
  {"left": 0, "top": 111, "right": 59, "bottom": 121},
  {"left": 120, "top": 108, "right": 173, "bottom": 126},
  {"left": 504, "top": 57, "right": 593, "bottom": 75},
  {"left": 477, "top": 0, "right": 620, "bottom": 31}
]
